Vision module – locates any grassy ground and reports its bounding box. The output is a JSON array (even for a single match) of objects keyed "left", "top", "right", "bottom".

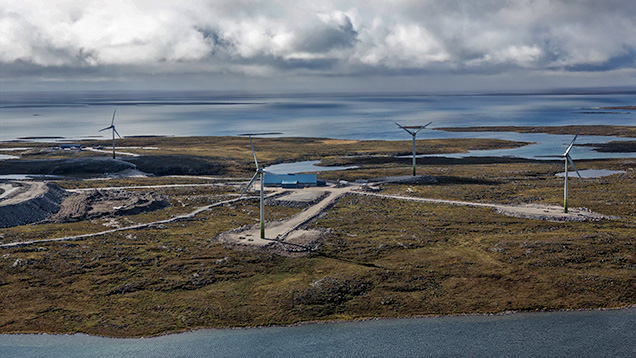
[{"left": 0, "top": 134, "right": 635, "bottom": 337}]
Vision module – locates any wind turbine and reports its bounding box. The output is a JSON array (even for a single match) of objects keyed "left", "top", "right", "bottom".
[
  {"left": 395, "top": 121, "right": 432, "bottom": 176},
  {"left": 238, "top": 132, "right": 283, "bottom": 239},
  {"left": 99, "top": 110, "right": 122, "bottom": 159},
  {"left": 539, "top": 127, "right": 583, "bottom": 213}
]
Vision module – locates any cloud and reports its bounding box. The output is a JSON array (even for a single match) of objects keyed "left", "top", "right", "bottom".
[{"left": 1, "top": 0, "right": 634, "bottom": 88}]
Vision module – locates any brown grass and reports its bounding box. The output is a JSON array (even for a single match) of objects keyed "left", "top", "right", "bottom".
[{"left": 0, "top": 135, "right": 634, "bottom": 337}]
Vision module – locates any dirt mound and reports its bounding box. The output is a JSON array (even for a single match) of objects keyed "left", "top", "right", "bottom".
[
  {"left": 0, "top": 181, "right": 67, "bottom": 228},
  {"left": 49, "top": 189, "right": 171, "bottom": 223}
]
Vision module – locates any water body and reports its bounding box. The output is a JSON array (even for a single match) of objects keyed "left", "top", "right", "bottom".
[
  {"left": 1, "top": 308, "right": 634, "bottom": 358},
  {"left": 1, "top": 91, "right": 634, "bottom": 159},
  {"left": 0, "top": 174, "right": 62, "bottom": 180},
  {"left": 420, "top": 132, "right": 636, "bottom": 160}
]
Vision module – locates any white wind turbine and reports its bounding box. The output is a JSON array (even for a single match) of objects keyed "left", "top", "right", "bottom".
[
  {"left": 239, "top": 132, "right": 283, "bottom": 239},
  {"left": 540, "top": 127, "right": 584, "bottom": 213},
  {"left": 395, "top": 121, "right": 432, "bottom": 176},
  {"left": 99, "top": 110, "right": 122, "bottom": 159}
]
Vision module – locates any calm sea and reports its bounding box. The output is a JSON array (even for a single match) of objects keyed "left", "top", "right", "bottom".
[
  {"left": 1, "top": 91, "right": 634, "bottom": 158},
  {"left": 1, "top": 308, "right": 634, "bottom": 358}
]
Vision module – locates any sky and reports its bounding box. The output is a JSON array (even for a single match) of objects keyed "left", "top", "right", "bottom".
[{"left": 1, "top": 0, "right": 635, "bottom": 94}]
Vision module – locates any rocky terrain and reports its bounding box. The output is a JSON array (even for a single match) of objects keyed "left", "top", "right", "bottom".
[
  {"left": 0, "top": 181, "right": 66, "bottom": 228},
  {"left": 49, "top": 189, "right": 170, "bottom": 223},
  {"left": 0, "top": 181, "right": 170, "bottom": 228}
]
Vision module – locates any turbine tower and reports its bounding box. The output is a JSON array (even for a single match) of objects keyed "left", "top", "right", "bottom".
[
  {"left": 540, "top": 127, "right": 584, "bottom": 213},
  {"left": 99, "top": 110, "right": 122, "bottom": 159},
  {"left": 239, "top": 132, "right": 283, "bottom": 239},
  {"left": 395, "top": 121, "right": 432, "bottom": 176}
]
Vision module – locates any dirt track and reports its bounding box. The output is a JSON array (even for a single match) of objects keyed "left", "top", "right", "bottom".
[
  {"left": 0, "top": 181, "right": 49, "bottom": 206},
  {"left": 0, "top": 180, "right": 614, "bottom": 249},
  {"left": 216, "top": 182, "right": 613, "bottom": 253}
]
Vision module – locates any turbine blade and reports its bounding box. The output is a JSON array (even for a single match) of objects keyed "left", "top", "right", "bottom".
[
  {"left": 536, "top": 155, "right": 565, "bottom": 158},
  {"left": 414, "top": 121, "right": 433, "bottom": 133},
  {"left": 111, "top": 109, "right": 117, "bottom": 126},
  {"left": 99, "top": 126, "right": 113, "bottom": 132},
  {"left": 248, "top": 135, "right": 259, "bottom": 169},
  {"left": 113, "top": 127, "right": 122, "bottom": 139},
  {"left": 564, "top": 126, "right": 583, "bottom": 156},
  {"left": 567, "top": 156, "right": 583, "bottom": 183},
  {"left": 240, "top": 172, "right": 260, "bottom": 198},
  {"left": 395, "top": 122, "right": 414, "bottom": 135}
]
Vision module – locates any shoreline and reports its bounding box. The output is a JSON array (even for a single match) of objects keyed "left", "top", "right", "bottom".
[{"left": 3, "top": 305, "right": 635, "bottom": 339}]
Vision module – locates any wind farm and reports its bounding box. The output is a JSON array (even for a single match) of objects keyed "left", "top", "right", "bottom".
[
  {"left": 0, "top": 125, "right": 634, "bottom": 338},
  {"left": 2, "top": 0, "right": 635, "bottom": 352}
]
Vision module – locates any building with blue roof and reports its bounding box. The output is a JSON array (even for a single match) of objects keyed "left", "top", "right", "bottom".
[{"left": 264, "top": 173, "right": 320, "bottom": 188}]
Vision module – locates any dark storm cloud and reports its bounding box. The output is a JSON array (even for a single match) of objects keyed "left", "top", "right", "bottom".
[{"left": 297, "top": 16, "right": 358, "bottom": 53}]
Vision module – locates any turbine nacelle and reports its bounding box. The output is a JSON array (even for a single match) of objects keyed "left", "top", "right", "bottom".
[{"left": 395, "top": 121, "right": 433, "bottom": 136}]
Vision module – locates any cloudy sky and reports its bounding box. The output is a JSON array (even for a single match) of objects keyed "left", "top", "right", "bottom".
[{"left": 1, "top": 0, "right": 635, "bottom": 93}]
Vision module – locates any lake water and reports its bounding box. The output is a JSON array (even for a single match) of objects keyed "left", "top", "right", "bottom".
[
  {"left": 0, "top": 91, "right": 634, "bottom": 159},
  {"left": 1, "top": 308, "right": 634, "bottom": 358},
  {"left": 266, "top": 160, "right": 357, "bottom": 173}
]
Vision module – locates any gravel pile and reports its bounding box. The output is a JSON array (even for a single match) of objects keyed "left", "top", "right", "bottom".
[{"left": 0, "top": 182, "right": 67, "bottom": 228}]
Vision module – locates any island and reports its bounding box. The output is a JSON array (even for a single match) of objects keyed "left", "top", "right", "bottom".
[{"left": 0, "top": 127, "right": 634, "bottom": 337}]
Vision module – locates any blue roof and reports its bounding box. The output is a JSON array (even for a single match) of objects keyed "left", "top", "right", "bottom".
[{"left": 264, "top": 173, "right": 317, "bottom": 185}]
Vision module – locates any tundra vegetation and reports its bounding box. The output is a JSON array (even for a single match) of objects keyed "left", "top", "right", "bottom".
[{"left": 0, "top": 127, "right": 634, "bottom": 337}]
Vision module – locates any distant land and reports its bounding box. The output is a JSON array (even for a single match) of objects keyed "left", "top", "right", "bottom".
[
  {"left": 599, "top": 106, "right": 636, "bottom": 110},
  {"left": 437, "top": 125, "right": 636, "bottom": 138}
]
